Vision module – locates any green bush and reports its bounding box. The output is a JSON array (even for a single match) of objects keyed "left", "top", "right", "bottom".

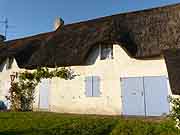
[
  {"left": 169, "top": 96, "right": 180, "bottom": 129},
  {"left": 110, "top": 119, "right": 180, "bottom": 135}
]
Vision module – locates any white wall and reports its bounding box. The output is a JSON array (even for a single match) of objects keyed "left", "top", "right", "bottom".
[
  {"left": 0, "top": 58, "right": 21, "bottom": 108},
  {"left": 0, "top": 44, "right": 170, "bottom": 115},
  {"left": 44, "top": 44, "right": 169, "bottom": 115}
]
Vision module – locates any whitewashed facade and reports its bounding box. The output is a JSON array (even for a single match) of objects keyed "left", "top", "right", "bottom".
[{"left": 0, "top": 44, "right": 171, "bottom": 116}]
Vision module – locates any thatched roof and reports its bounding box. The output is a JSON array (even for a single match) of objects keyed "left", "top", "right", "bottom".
[
  {"left": 163, "top": 49, "right": 180, "bottom": 95},
  {"left": 1, "top": 3, "right": 180, "bottom": 94},
  {"left": 1, "top": 3, "right": 180, "bottom": 67}
]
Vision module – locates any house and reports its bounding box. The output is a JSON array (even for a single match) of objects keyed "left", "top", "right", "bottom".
[{"left": 0, "top": 3, "right": 180, "bottom": 116}]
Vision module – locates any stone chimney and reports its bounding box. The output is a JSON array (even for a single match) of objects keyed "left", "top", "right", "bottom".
[
  {"left": 0, "top": 34, "right": 6, "bottom": 43},
  {"left": 54, "top": 17, "right": 64, "bottom": 30}
]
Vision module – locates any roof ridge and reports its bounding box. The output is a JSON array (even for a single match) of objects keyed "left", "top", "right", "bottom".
[{"left": 57, "top": 2, "right": 180, "bottom": 29}]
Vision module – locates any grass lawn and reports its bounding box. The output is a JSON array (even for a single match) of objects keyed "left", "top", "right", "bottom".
[{"left": 0, "top": 112, "right": 179, "bottom": 135}]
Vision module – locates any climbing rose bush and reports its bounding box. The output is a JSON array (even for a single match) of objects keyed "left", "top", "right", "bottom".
[{"left": 6, "top": 67, "right": 74, "bottom": 112}]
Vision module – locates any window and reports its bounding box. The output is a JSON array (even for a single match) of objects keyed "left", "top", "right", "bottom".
[
  {"left": 100, "top": 44, "right": 113, "bottom": 60},
  {"left": 0, "top": 62, "right": 5, "bottom": 72},
  {"left": 85, "top": 76, "right": 101, "bottom": 97},
  {"left": 6, "top": 58, "right": 13, "bottom": 70}
]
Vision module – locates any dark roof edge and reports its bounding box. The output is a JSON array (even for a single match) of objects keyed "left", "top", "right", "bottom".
[
  {"left": 57, "top": 2, "right": 180, "bottom": 29},
  {"left": 5, "top": 31, "right": 54, "bottom": 43}
]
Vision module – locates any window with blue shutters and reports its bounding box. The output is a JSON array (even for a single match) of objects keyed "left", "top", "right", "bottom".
[{"left": 85, "top": 76, "right": 101, "bottom": 97}]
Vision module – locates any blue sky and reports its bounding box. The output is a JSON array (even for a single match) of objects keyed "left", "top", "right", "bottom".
[{"left": 1, "top": 0, "right": 180, "bottom": 40}]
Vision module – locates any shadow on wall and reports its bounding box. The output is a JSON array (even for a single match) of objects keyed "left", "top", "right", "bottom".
[{"left": 0, "top": 100, "right": 7, "bottom": 111}]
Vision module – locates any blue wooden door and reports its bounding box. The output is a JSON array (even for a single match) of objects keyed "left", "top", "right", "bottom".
[
  {"left": 144, "top": 76, "right": 170, "bottom": 116},
  {"left": 39, "top": 79, "right": 50, "bottom": 110},
  {"left": 121, "top": 77, "right": 145, "bottom": 116},
  {"left": 121, "top": 76, "right": 170, "bottom": 116}
]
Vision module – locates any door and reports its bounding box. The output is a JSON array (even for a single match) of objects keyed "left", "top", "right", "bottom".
[
  {"left": 39, "top": 79, "right": 50, "bottom": 110},
  {"left": 121, "top": 76, "right": 170, "bottom": 116},
  {"left": 121, "top": 77, "right": 145, "bottom": 116},
  {"left": 144, "top": 76, "right": 169, "bottom": 116},
  {"left": 3, "top": 81, "right": 11, "bottom": 109}
]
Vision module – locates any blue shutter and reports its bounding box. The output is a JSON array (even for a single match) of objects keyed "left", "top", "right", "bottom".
[
  {"left": 85, "top": 76, "right": 92, "bottom": 97},
  {"left": 92, "top": 76, "right": 101, "bottom": 97}
]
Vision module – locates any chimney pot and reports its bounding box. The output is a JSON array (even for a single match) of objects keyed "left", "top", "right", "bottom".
[{"left": 54, "top": 17, "right": 64, "bottom": 30}]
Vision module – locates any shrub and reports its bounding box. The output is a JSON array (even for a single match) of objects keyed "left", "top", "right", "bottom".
[
  {"left": 110, "top": 119, "right": 179, "bottom": 135},
  {"left": 169, "top": 96, "right": 180, "bottom": 129}
]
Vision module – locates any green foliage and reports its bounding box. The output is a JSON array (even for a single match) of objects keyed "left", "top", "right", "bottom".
[
  {"left": 169, "top": 96, "right": 180, "bottom": 129},
  {"left": 6, "top": 82, "right": 22, "bottom": 111},
  {"left": 19, "top": 67, "right": 72, "bottom": 82},
  {"left": 6, "top": 67, "right": 72, "bottom": 112},
  {"left": 110, "top": 119, "right": 179, "bottom": 135},
  {"left": 0, "top": 112, "right": 178, "bottom": 135}
]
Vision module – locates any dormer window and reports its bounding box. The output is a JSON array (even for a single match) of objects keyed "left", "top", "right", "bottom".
[
  {"left": 0, "top": 62, "right": 5, "bottom": 72},
  {"left": 100, "top": 44, "right": 113, "bottom": 60},
  {"left": 6, "top": 58, "right": 13, "bottom": 70}
]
